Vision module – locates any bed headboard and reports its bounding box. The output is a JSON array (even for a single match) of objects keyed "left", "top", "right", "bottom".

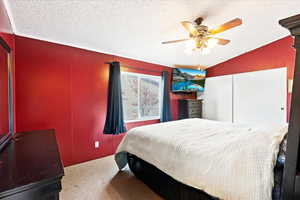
[{"left": 279, "top": 14, "right": 300, "bottom": 200}]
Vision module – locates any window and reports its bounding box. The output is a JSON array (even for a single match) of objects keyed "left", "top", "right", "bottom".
[{"left": 121, "top": 72, "right": 162, "bottom": 122}]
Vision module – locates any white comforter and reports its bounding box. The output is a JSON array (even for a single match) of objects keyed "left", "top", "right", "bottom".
[{"left": 115, "top": 119, "right": 287, "bottom": 200}]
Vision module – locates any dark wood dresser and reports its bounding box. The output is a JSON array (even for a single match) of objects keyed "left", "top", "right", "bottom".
[
  {"left": 178, "top": 99, "right": 203, "bottom": 119},
  {"left": 0, "top": 129, "right": 64, "bottom": 200}
]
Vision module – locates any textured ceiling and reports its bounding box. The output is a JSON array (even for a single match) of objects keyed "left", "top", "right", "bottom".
[{"left": 4, "top": 0, "right": 300, "bottom": 67}]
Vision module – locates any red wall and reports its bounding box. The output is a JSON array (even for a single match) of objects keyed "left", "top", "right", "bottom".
[
  {"left": 207, "top": 36, "right": 296, "bottom": 120},
  {"left": 15, "top": 36, "right": 194, "bottom": 166}
]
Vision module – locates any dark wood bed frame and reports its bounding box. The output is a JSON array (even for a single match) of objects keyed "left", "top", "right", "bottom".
[
  {"left": 279, "top": 14, "right": 300, "bottom": 200},
  {"left": 127, "top": 14, "right": 300, "bottom": 200}
]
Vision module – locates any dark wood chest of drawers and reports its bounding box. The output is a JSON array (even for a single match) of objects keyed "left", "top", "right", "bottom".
[
  {"left": 0, "top": 129, "right": 64, "bottom": 200},
  {"left": 178, "top": 99, "right": 202, "bottom": 119}
]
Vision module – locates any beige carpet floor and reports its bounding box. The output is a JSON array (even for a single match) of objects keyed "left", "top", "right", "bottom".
[{"left": 60, "top": 155, "right": 163, "bottom": 200}]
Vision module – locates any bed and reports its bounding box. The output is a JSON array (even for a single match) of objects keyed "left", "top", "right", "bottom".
[
  {"left": 127, "top": 153, "right": 284, "bottom": 200},
  {"left": 115, "top": 15, "right": 300, "bottom": 200},
  {"left": 115, "top": 119, "right": 287, "bottom": 200}
]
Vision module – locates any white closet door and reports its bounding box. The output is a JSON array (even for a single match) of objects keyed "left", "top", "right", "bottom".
[
  {"left": 233, "top": 67, "right": 287, "bottom": 124},
  {"left": 203, "top": 75, "right": 233, "bottom": 122}
]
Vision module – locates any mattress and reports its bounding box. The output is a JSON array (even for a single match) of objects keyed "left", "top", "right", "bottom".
[{"left": 116, "top": 119, "right": 288, "bottom": 200}]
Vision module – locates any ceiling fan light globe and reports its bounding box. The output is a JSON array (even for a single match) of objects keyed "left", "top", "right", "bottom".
[
  {"left": 207, "top": 38, "right": 219, "bottom": 48},
  {"left": 201, "top": 48, "right": 211, "bottom": 55},
  {"left": 185, "top": 39, "right": 197, "bottom": 50}
]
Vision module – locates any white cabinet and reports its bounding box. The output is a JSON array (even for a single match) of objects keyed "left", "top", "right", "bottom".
[
  {"left": 202, "top": 67, "right": 287, "bottom": 124},
  {"left": 202, "top": 75, "right": 233, "bottom": 122},
  {"left": 233, "top": 68, "right": 287, "bottom": 124}
]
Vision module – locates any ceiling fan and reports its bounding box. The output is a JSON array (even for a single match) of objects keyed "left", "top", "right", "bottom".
[{"left": 162, "top": 17, "right": 242, "bottom": 54}]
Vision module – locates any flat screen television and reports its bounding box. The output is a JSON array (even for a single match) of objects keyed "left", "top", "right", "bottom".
[{"left": 172, "top": 68, "right": 206, "bottom": 92}]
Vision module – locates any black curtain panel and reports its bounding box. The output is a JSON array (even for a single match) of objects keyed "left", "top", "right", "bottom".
[
  {"left": 161, "top": 71, "right": 171, "bottom": 122},
  {"left": 103, "top": 62, "right": 127, "bottom": 135}
]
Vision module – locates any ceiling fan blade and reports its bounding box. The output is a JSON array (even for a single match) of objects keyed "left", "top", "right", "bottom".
[
  {"left": 162, "top": 39, "right": 190, "bottom": 44},
  {"left": 208, "top": 18, "right": 242, "bottom": 35},
  {"left": 181, "top": 21, "right": 199, "bottom": 36},
  {"left": 209, "top": 37, "right": 231, "bottom": 45}
]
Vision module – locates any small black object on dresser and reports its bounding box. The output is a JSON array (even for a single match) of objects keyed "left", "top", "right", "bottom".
[
  {"left": 178, "top": 99, "right": 203, "bottom": 119},
  {"left": 0, "top": 129, "right": 64, "bottom": 200}
]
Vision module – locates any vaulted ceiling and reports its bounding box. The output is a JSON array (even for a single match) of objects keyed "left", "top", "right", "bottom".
[{"left": 4, "top": 0, "right": 300, "bottom": 67}]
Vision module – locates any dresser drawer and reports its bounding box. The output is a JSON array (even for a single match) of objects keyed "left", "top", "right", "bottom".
[
  {"left": 178, "top": 99, "right": 202, "bottom": 119},
  {"left": 187, "top": 100, "right": 202, "bottom": 107},
  {"left": 189, "top": 113, "right": 201, "bottom": 118},
  {"left": 188, "top": 107, "right": 201, "bottom": 114}
]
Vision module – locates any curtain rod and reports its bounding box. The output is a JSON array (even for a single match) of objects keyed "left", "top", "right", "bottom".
[{"left": 105, "top": 62, "right": 167, "bottom": 74}]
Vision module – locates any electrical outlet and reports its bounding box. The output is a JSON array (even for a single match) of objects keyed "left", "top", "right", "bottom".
[{"left": 95, "top": 141, "right": 100, "bottom": 148}]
